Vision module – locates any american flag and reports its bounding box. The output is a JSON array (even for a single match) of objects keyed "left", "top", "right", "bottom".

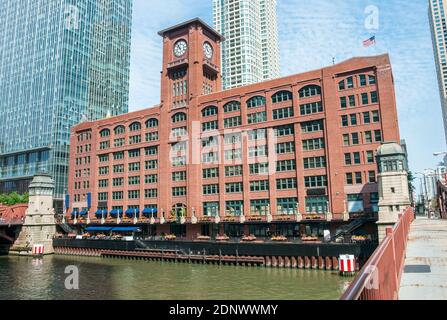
[{"left": 363, "top": 35, "right": 376, "bottom": 47}]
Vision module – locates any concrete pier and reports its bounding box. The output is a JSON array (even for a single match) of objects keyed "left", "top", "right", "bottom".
[{"left": 399, "top": 218, "right": 447, "bottom": 300}]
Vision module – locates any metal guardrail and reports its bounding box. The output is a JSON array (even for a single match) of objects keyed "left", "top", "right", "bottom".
[{"left": 340, "top": 207, "right": 414, "bottom": 300}]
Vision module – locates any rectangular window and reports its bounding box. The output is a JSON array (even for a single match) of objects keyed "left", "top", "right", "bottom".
[
  {"left": 368, "top": 171, "right": 377, "bottom": 183},
  {"left": 112, "top": 191, "right": 123, "bottom": 200},
  {"left": 301, "top": 101, "right": 323, "bottom": 115},
  {"left": 250, "top": 199, "right": 270, "bottom": 216},
  {"left": 273, "top": 106, "right": 294, "bottom": 120},
  {"left": 172, "top": 171, "right": 187, "bottom": 182},
  {"left": 145, "top": 160, "right": 158, "bottom": 170},
  {"left": 277, "top": 198, "right": 298, "bottom": 215},
  {"left": 226, "top": 182, "right": 243, "bottom": 193},
  {"left": 98, "top": 192, "right": 108, "bottom": 201},
  {"left": 202, "top": 121, "right": 218, "bottom": 132},
  {"left": 145, "top": 189, "right": 158, "bottom": 199},
  {"left": 225, "top": 201, "right": 244, "bottom": 216},
  {"left": 304, "top": 156, "right": 326, "bottom": 169},
  {"left": 276, "top": 178, "right": 297, "bottom": 190},
  {"left": 374, "top": 130, "right": 382, "bottom": 142},
  {"left": 350, "top": 114, "right": 357, "bottom": 126},
  {"left": 249, "top": 163, "right": 269, "bottom": 175},
  {"left": 341, "top": 115, "right": 348, "bottom": 127},
  {"left": 345, "top": 153, "right": 352, "bottom": 165},
  {"left": 99, "top": 179, "right": 109, "bottom": 188},
  {"left": 100, "top": 141, "right": 110, "bottom": 150},
  {"left": 355, "top": 172, "right": 363, "bottom": 184},
  {"left": 303, "top": 138, "right": 325, "bottom": 151},
  {"left": 276, "top": 141, "right": 295, "bottom": 154},
  {"left": 128, "top": 176, "right": 140, "bottom": 186},
  {"left": 225, "top": 133, "right": 242, "bottom": 144},
  {"left": 346, "top": 173, "right": 353, "bottom": 185},
  {"left": 366, "top": 151, "right": 375, "bottom": 164},
  {"left": 203, "top": 168, "right": 219, "bottom": 179},
  {"left": 128, "top": 162, "right": 140, "bottom": 172},
  {"left": 247, "top": 112, "right": 267, "bottom": 124},
  {"left": 343, "top": 134, "right": 350, "bottom": 146},
  {"left": 203, "top": 202, "right": 219, "bottom": 217},
  {"left": 371, "top": 91, "right": 378, "bottom": 104},
  {"left": 276, "top": 160, "right": 296, "bottom": 172},
  {"left": 225, "top": 149, "right": 242, "bottom": 161},
  {"left": 129, "top": 135, "right": 141, "bottom": 145},
  {"left": 306, "top": 196, "right": 328, "bottom": 214},
  {"left": 349, "top": 95, "right": 356, "bottom": 107},
  {"left": 225, "top": 165, "right": 243, "bottom": 177},
  {"left": 347, "top": 76, "right": 354, "bottom": 89},
  {"left": 146, "top": 132, "right": 159, "bottom": 142},
  {"left": 128, "top": 149, "right": 140, "bottom": 158},
  {"left": 202, "top": 152, "right": 219, "bottom": 163},
  {"left": 359, "top": 75, "right": 367, "bottom": 86},
  {"left": 352, "top": 133, "right": 359, "bottom": 145},
  {"left": 363, "top": 112, "right": 371, "bottom": 124},
  {"left": 304, "top": 176, "right": 327, "bottom": 188},
  {"left": 250, "top": 180, "right": 269, "bottom": 192},
  {"left": 203, "top": 184, "right": 219, "bottom": 195},
  {"left": 145, "top": 174, "right": 158, "bottom": 184},
  {"left": 249, "top": 145, "right": 268, "bottom": 158},
  {"left": 128, "top": 190, "right": 140, "bottom": 200},
  {"left": 113, "top": 152, "right": 124, "bottom": 161},
  {"left": 113, "top": 178, "right": 124, "bottom": 187},
  {"left": 301, "top": 120, "right": 323, "bottom": 133},
  {"left": 172, "top": 187, "right": 187, "bottom": 197},
  {"left": 145, "top": 146, "right": 158, "bottom": 156},
  {"left": 365, "top": 131, "right": 373, "bottom": 144},
  {"left": 340, "top": 97, "right": 347, "bottom": 109},
  {"left": 248, "top": 129, "right": 267, "bottom": 141},
  {"left": 353, "top": 152, "right": 361, "bottom": 165},
  {"left": 372, "top": 110, "right": 380, "bottom": 122},
  {"left": 99, "top": 167, "right": 109, "bottom": 175},
  {"left": 274, "top": 125, "right": 294, "bottom": 137},
  {"left": 361, "top": 93, "right": 369, "bottom": 105},
  {"left": 224, "top": 116, "right": 242, "bottom": 128}
]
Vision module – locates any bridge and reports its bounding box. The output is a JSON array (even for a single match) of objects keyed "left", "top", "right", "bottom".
[
  {"left": 0, "top": 204, "right": 26, "bottom": 244},
  {"left": 341, "top": 206, "right": 447, "bottom": 300}
]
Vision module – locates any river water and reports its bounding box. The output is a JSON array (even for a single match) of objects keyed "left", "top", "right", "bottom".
[{"left": 0, "top": 255, "right": 350, "bottom": 300}]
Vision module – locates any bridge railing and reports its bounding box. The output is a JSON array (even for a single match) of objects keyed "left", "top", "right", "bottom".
[{"left": 340, "top": 206, "right": 415, "bottom": 300}]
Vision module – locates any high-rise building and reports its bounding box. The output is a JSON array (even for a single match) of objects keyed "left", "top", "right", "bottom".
[
  {"left": 0, "top": 0, "right": 132, "bottom": 209},
  {"left": 66, "top": 18, "right": 401, "bottom": 239},
  {"left": 429, "top": 0, "right": 447, "bottom": 144},
  {"left": 213, "top": 0, "right": 280, "bottom": 90}
]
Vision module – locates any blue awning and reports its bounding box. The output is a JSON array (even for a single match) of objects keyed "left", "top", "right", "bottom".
[
  {"left": 71, "top": 212, "right": 78, "bottom": 217},
  {"left": 111, "top": 227, "right": 141, "bottom": 232},
  {"left": 95, "top": 210, "right": 108, "bottom": 216},
  {"left": 110, "top": 210, "right": 123, "bottom": 216},
  {"left": 85, "top": 226, "right": 112, "bottom": 232},
  {"left": 125, "top": 209, "right": 140, "bottom": 217},
  {"left": 79, "top": 211, "right": 88, "bottom": 216}
]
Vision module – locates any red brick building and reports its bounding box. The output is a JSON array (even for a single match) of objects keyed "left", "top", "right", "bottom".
[{"left": 67, "top": 18, "right": 400, "bottom": 239}]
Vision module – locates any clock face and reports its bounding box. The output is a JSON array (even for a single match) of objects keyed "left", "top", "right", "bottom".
[
  {"left": 203, "top": 42, "right": 213, "bottom": 59},
  {"left": 174, "top": 40, "right": 188, "bottom": 57}
]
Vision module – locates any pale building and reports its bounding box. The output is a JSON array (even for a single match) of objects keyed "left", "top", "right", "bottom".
[
  {"left": 213, "top": 0, "right": 280, "bottom": 89},
  {"left": 429, "top": 0, "right": 447, "bottom": 144}
]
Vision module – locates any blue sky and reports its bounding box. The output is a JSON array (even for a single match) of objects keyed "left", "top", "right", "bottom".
[{"left": 129, "top": 0, "right": 445, "bottom": 189}]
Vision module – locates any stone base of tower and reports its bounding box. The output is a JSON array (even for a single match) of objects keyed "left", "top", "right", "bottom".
[{"left": 11, "top": 224, "right": 56, "bottom": 256}]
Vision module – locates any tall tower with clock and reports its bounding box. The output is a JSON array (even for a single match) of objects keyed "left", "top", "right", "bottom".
[{"left": 157, "top": 19, "right": 223, "bottom": 219}]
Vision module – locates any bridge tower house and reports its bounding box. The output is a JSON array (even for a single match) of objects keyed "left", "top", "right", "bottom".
[
  {"left": 12, "top": 174, "right": 57, "bottom": 255},
  {"left": 376, "top": 142, "right": 411, "bottom": 242}
]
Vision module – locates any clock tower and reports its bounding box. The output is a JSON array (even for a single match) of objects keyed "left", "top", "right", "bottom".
[
  {"left": 158, "top": 18, "right": 223, "bottom": 108},
  {"left": 157, "top": 19, "right": 223, "bottom": 221}
]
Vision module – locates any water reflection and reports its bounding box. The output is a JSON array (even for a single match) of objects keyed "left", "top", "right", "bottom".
[{"left": 0, "top": 255, "right": 348, "bottom": 300}]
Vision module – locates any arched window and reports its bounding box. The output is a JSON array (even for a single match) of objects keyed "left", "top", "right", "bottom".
[
  {"left": 202, "top": 106, "right": 218, "bottom": 117},
  {"left": 299, "top": 85, "right": 321, "bottom": 98},
  {"left": 223, "top": 101, "right": 241, "bottom": 113},
  {"left": 172, "top": 112, "right": 187, "bottom": 123},
  {"left": 114, "top": 126, "right": 125, "bottom": 135},
  {"left": 146, "top": 118, "right": 159, "bottom": 128},
  {"left": 129, "top": 122, "right": 141, "bottom": 132},
  {"left": 272, "top": 91, "right": 292, "bottom": 104},
  {"left": 247, "top": 96, "right": 266, "bottom": 108},
  {"left": 99, "top": 129, "right": 110, "bottom": 137}
]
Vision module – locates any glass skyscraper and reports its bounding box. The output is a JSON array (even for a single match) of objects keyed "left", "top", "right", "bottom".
[
  {"left": 0, "top": 0, "right": 132, "bottom": 209},
  {"left": 213, "top": 0, "right": 280, "bottom": 89}
]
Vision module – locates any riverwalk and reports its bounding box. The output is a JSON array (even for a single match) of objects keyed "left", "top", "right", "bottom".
[{"left": 399, "top": 217, "right": 447, "bottom": 300}]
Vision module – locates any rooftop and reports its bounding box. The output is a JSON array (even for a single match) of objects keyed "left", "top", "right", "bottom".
[{"left": 158, "top": 18, "right": 224, "bottom": 41}]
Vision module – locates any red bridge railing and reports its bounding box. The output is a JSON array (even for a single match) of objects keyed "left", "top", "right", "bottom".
[{"left": 340, "top": 207, "right": 415, "bottom": 300}]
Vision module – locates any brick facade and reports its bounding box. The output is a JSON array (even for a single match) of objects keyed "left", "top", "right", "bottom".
[{"left": 67, "top": 19, "right": 400, "bottom": 237}]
